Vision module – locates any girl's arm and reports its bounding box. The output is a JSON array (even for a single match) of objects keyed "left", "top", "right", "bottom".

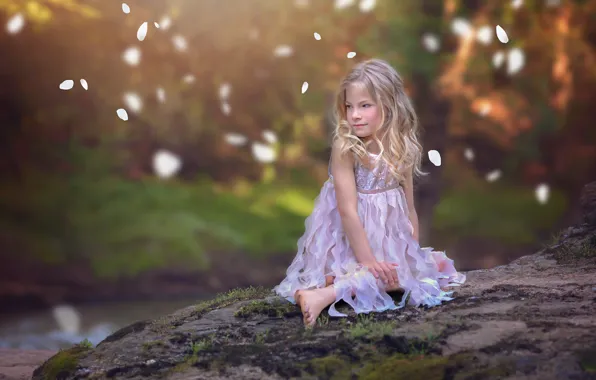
[
  {"left": 403, "top": 166, "right": 419, "bottom": 242},
  {"left": 330, "top": 142, "right": 376, "bottom": 264}
]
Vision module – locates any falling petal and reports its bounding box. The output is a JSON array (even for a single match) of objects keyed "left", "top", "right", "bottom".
[
  {"left": 158, "top": 15, "right": 171, "bottom": 30},
  {"left": 252, "top": 142, "right": 277, "bottom": 163},
  {"left": 347, "top": 52, "right": 356, "bottom": 58},
  {"left": 137, "top": 22, "right": 148, "bottom": 41},
  {"left": 428, "top": 150, "right": 441, "bottom": 166},
  {"left": 52, "top": 305, "right": 81, "bottom": 335},
  {"left": 451, "top": 18, "right": 472, "bottom": 38},
  {"left": 172, "top": 35, "right": 188, "bottom": 52},
  {"left": 359, "top": 0, "right": 376, "bottom": 12},
  {"left": 182, "top": 74, "right": 195, "bottom": 84},
  {"left": 116, "top": 108, "right": 128, "bottom": 121},
  {"left": 156, "top": 87, "right": 165, "bottom": 103},
  {"left": 122, "top": 3, "right": 130, "bottom": 14},
  {"left": 314, "top": 32, "right": 321, "bottom": 40},
  {"left": 546, "top": 0, "right": 560, "bottom": 6},
  {"left": 507, "top": 47, "right": 525, "bottom": 75},
  {"left": 421, "top": 33, "right": 440, "bottom": 53},
  {"left": 122, "top": 46, "right": 141, "bottom": 66},
  {"left": 273, "top": 44, "right": 293, "bottom": 57},
  {"left": 263, "top": 130, "right": 278, "bottom": 144},
  {"left": 301, "top": 81, "right": 309, "bottom": 94},
  {"left": 485, "top": 169, "right": 502, "bottom": 182},
  {"left": 248, "top": 28, "right": 259, "bottom": 40},
  {"left": 154, "top": 22, "right": 160, "bottom": 28},
  {"left": 492, "top": 51, "right": 505, "bottom": 68},
  {"left": 496, "top": 25, "right": 509, "bottom": 43},
  {"left": 221, "top": 102, "right": 231, "bottom": 115},
  {"left": 476, "top": 25, "right": 493, "bottom": 45},
  {"left": 123, "top": 92, "right": 143, "bottom": 113},
  {"left": 225, "top": 133, "right": 248, "bottom": 146},
  {"left": 6, "top": 13, "right": 25, "bottom": 35},
  {"left": 80, "top": 79, "right": 88, "bottom": 90},
  {"left": 511, "top": 0, "right": 523, "bottom": 9},
  {"left": 295, "top": 0, "right": 310, "bottom": 8},
  {"left": 219, "top": 83, "right": 231, "bottom": 99},
  {"left": 479, "top": 102, "right": 491, "bottom": 116},
  {"left": 59, "top": 80, "right": 74, "bottom": 90},
  {"left": 334, "top": 0, "right": 355, "bottom": 10},
  {"left": 535, "top": 183, "right": 550, "bottom": 204},
  {"left": 464, "top": 148, "right": 475, "bottom": 161},
  {"left": 152, "top": 149, "right": 182, "bottom": 179}
]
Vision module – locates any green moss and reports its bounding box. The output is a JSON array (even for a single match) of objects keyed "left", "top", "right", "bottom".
[
  {"left": 307, "top": 355, "right": 352, "bottom": 380},
  {"left": 348, "top": 315, "right": 396, "bottom": 341},
  {"left": 359, "top": 354, "right": 449, "bottom": 379},
  {"left": 234, "top": 299, "right": 297, "bottom": 318},
  {"left": 578, "top": 346, "right": 596, "bottom": 373},
  {"left": 194, "top": 286, "right": 274, "bottom": 317},
  {"left": 552, "top": 240, "right": 596, "bottom": 264},
  {"left": 35, "top": 346, "right": 90, "bottom": 380}
]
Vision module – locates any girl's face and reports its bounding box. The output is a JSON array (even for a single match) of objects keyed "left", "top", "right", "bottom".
[{"left": 345, "top": 83, "right": 382, "bottom": 141}]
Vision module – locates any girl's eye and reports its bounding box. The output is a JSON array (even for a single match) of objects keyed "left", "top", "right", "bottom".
[
  {"left": 345, "top": 105, "right": 351, "bottom": 109},
  {"left": 363, "top": 104, "right": 370, "bottom": 108}
]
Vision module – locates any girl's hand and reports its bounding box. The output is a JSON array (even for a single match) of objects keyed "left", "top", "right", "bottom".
[{"left": 362, "top": 260, "right": 399, "bottom": 286}]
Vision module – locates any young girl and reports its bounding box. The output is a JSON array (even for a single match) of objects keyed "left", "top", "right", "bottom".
[{"left": 273, "top": 59, "right": 466, "bottom": 327}]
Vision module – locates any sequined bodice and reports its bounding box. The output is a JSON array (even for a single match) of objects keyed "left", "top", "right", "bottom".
[{"left": 328, "top": 154, "right": 400, "bottom": 193}]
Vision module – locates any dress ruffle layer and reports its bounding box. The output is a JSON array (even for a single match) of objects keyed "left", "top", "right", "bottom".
[{"left": 273, "top": 180, "right": 466, "bottom": 317}]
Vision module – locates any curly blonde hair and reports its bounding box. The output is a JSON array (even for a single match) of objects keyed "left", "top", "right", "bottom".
[{"left": 332, "top": 58, "right": 425, "bottom": 184}]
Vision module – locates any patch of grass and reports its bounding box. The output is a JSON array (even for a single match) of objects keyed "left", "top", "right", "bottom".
[
  {"left": 32, "top": 345, "right": 91, "bottom": 380},
  {"left": 234, "top": 298, "right": 297, "bottom": 318},
  {"left": 348, "top": 314, "right": 396, "bottom": 341},
  {"left": 194, "top": 286, "right": 274, "bottom": 318},
  {"left": 552, "top": 240, "right": 596, "bottom": 263}
]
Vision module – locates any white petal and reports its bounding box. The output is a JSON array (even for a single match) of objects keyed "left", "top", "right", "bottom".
[
  {"left": 123, "top": 92, "right": 143, "bottom": 113},
  {"left": 121, "top": 3, "right": 130, "bottom": 14},
  {"left": 154, "top": 22, "right": 160, "bottom": 28},
  {"left": 137, "top": 22, "right": 148, "bottom": 41},
  {"left": 59, "top": 80, "right": 74, "bottom": 90},
  {"left": 358, "top": 0, "right": 376, "bottom": 13},
  {"left": 158, "top": 16, "right": 171, "bottom": 30},
  {"left": 347, "top": 51, "right": 356, "bottom": 58},
  {"left": 334, "top": 0, "right": 355, "bottom": 10},
  {"left": 182, "top": 74, "right": 195, "bottom": 84},
  {"left": 252, "top": 142, "right": 277, "bottom": 163},
  {"left": 314, "top": 32, "right": 321, "bottom": 40},
  {"left": 476, "top": 25, "right": 493, "bottom": 45},
  {"left": 295, "top": 0, "right": 310, "bottom": 8},
  {"left": 52, "top": 305, "right": 81, "bottom": 335},
  {"left": 156, "top": 87, "right": 166, "bottom": 103},
  {"left": 122, "top": 46, "right": 141, "bottom": 66},
  {"left": 511, "top": 0, "right": 523, "bottom": 9},
  {"left": 428, "top": 150, "right": 441, "bottom": 166},
  {"left": 152, "top": 150, "right": 182, "bottom": 179},
  {"left": 273, "top": 44, "right": 293, "bottom": 57},
  {"left": 421, "top": 33, "right": 440, "bottom": 53},
  {"left": 219, "top": 83, "right": 231, "bottom": 99},
  {"left": 6, "top": 13, "right": 25, "bottom": 35},
  {"left": 492, "top": 51, "right": 505, "bottom": 68},
  {"left": 221, "top": 102, "right": 231, "bottom": 115},
  {"left": 263, "top": 130, "right": 278, "bottom": 144},
  {"left": 479, "top": 102, "right": 491, "bottom": 116},
  {"left": 535, "top": 183, "right": 550, "bottom": 204},
  {"left": 172, "top": 35, "right": 188, "bottom": 52},
  {"left": 451, "top": 18, "right": 472, "bottom": 38},
  {"left": 116, "top": 108, "right": 129, "bottom": 121},
  {"left": 464, "top": 148, "right": 475, "bottom": 161},
  {"left": 485, "top": 169, "right": 502, "bottom": 182},
  {"left": 80, "top": 79, "right": 88, "bottom": 90},
  {"left": 496, "top": 25, "right": 509, "bottom": 43},
  {"left": 507, "top": 47, "right": 525, "bottom": 75},
  {"left": 301, "top": 81, "right": 309, "bottom": 94},
  {"left": 225, "top": 133, "right": 248, "bottom": 146}
]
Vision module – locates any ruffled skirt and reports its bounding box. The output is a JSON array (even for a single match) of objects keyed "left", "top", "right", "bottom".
[{"left": 273, "top": 180, "right": 466, "bottom": 317}]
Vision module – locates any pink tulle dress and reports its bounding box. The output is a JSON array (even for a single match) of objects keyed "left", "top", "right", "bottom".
[{"left": 273, "top": 152, "right": 466, "bottom": 317}]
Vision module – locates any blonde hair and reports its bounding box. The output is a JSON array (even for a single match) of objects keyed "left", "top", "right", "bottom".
[{"left": 331, "top": 58, "right": 425, "bottom": 184}]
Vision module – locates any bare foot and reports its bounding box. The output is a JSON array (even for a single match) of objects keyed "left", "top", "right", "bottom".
[{"left": 295, "top": 287, "right": 336, "bottom": 328}]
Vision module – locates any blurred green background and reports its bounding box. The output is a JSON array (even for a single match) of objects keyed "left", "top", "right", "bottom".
[{"left": 0, "top": 0, "right": 594, "bottom": 313}]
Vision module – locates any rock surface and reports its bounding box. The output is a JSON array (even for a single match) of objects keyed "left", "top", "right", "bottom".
[{"left": 32, "top": 182, "right": 596, "bottom": 380}]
